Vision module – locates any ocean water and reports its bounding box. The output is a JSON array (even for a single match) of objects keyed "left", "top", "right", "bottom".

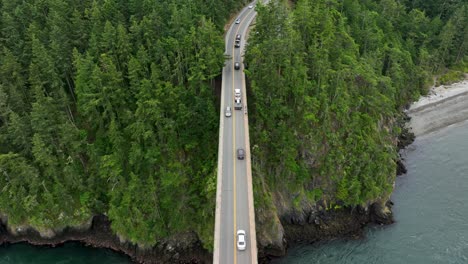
[
  {"left": 0, "top": 242, "right": 132, "bottom": 264},
  {"left": 275, "top": 119, "right": 468, "bottom": 264}
]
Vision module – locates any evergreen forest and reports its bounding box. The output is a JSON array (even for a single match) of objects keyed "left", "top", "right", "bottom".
[
  {"left": 0, "top": 0, "right": 252, "bottom": 249},
  {"left": 246, "top": 0, "right": 467, "bottom": 230},
  {"left": 0, "top": 0, "right": 467, "bottom": 251}
]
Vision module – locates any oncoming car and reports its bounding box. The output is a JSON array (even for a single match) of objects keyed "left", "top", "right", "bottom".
[{"left": 225, "top": 106, "right": 232, "bottom": 117}]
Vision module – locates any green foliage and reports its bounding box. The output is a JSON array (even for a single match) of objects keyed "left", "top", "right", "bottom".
[
  {"left": 0, "top": 0, "right": 465, "bottom": 250},
  {"left": 436, "top": 70, "right": 466, "bottom": 86},
  {"left": 246, "top": 0, "right": 466, "bottom": 207},
  {"left": 0, "top": 0, "right": 248, "bottom": 249}
]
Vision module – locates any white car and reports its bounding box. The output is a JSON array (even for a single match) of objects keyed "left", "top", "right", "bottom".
[
  {"left": 248, "top": 5, "right": 253, "bottom": 9},
  {"left": 235, "top": 18, "right": 241, "bottom": 24},
  {"left": 237, "top": 230, "right": 246, "bottom": 250},
  {"left": 225, "top": 106, "right": 232, "bottom": 117}
]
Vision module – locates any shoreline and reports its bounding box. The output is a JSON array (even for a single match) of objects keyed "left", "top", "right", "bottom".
[
  {"left": 3, "top": 78, "right": 467, "bottom": 263},
  {"left": 406, "top": 78, "right": 468, "bottom": 137},
  {"left": 0, "top": 215, "right": 211, "bottom": 264}
]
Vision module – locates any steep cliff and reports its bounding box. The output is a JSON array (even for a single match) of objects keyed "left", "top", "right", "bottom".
[{"left": 245, "top": 0, "right": 465, "bottom": 261}]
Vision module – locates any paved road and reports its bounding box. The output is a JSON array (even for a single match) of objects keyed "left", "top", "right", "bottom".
[{"left": 213, "top": 2, "right": 259, "bottom": 264}]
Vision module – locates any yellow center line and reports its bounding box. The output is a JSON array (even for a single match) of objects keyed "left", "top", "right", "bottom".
[
  {"left": 231, "top": 8, "right": 254, "bottom": 264},
  {"left": 232, "top": 25, "right": 238, "bottom": 264}
]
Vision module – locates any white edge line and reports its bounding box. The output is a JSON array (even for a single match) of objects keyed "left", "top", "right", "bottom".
[
  {"left": 213, "top": 59, "right": 226, "bottom": 264},
  {"left": 241, "top": 12, "right": 259, "bottom": 264}
]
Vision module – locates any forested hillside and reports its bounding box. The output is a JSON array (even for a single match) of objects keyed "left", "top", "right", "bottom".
[
  {"left": 0, "top": 0, "right": 466, "bottom": 256},
  {"left": 246, "top": 0, "right": 467, "bottom": 243},
  {"left": 0, "top": 0, "right": 249, "bottom": 249}
]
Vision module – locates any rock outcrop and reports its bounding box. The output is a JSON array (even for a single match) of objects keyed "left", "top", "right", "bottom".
[
  {"left": 0, "top": 215, "right": 211, "bottom": 264},
  {"left": 257, "top": 199, "right": 394, "bottom": 263}
]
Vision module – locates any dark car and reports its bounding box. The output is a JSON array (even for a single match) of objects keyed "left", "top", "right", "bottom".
[
  {"left": 237, "top": 148, "right": 245, "bottom": 160},
  {"left": 234, "top": 62, "right": 240, "bottom": 70},
  {"left": 234, "top": 98, "right": 242, "bottom": 110},
  {"left": 236, "top": 34, "right": 241, "bottom": 41}
]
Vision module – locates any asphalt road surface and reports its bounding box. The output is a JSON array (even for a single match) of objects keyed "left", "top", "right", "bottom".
[{"left": 213, "top": 2, "right": 259, "bottom": 264}]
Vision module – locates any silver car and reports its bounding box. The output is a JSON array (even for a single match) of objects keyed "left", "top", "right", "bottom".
[{"left": 225, "top": 106, "right": 232, "bottom": 117}]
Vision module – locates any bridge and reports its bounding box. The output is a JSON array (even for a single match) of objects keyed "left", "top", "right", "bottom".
[{"left": 213, "top": 2, "right": 259, "bottom": 264}]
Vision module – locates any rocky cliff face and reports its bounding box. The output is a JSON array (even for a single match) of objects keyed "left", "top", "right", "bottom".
[
  {"left": 0, "top": 215, "right": 211, "bottom": 264},
  {"left": 0, "top": 119, "right": 414, "bottom": 264},
  {"left": 255, "top": 196, "right": 394, "bottom": 263},
  {"left": 1, "top": 205, "right": 392, "bottom": 264},
  {"left": 255, "top": 115, "right": 413, "bottom": 263}
]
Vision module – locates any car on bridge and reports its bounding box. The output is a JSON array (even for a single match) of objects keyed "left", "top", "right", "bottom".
[
  {"left": 235, "top": 34, "right": 241, "bottom": 48},
  {"left": 237, "top": 230, "right": 246, "bottom": 250},
  {"left": 225, "top": 106, "right": 232, "bottom": 117},
  {"left": 237, "top": 148, "right": 245, "bottom": 160},
  {"left": 234, "top": 98, "right": 242, "bottom": 110},
  {"left": 235, "top": 88, "right": 241, "bottom": 99}
]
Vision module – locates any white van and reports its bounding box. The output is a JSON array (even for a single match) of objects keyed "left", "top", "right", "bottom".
[{"left": 234, "top": 88, "right": 241, "bottom": 99}]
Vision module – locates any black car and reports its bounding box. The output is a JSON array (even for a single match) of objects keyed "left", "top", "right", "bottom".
[
  {"left": 237, "top": 148, "right": 245, "bottom": 160},
  {"left": 234, "top": 62, "right": 240, "bottom": 70}
]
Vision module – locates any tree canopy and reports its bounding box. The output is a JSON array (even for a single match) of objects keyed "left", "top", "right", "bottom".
[
  {"left": 246, "top": 0, "right": 467, "bottom": 210},
  {"left": 0, "top": 0, "right": 466, "bottom": 251},
  {"left": 0, "top": 0, "right": 251, "bottom": 249}
]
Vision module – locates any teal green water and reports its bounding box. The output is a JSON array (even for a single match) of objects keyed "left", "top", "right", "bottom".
[
  {"left": 0, "top": 243, "right": 132, "bottom": 264},
  {"left": 275, "top": 120, "right": 468, "bottom": 264}
]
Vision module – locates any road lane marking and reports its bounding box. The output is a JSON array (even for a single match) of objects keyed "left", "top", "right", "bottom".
[
  {"left": 239, "top": 10, "right": 259, "bottom": 263},
  {"left": 232, "top": 7, "right": 258, "bottom": 263},
  {"left": 232, "top": 10, "right": 249, "bottom": 264},
  {"left": 232, "top": 50, "right": 237, "bottom": 264}
]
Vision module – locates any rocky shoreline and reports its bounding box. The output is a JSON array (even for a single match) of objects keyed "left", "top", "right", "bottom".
[
  {"left": 257, "top": 78, "right": 468, "bottom": 262},
  {"left": 406, "top": 79, "right": 468, "bottom": 137},
  {"left": 0, "top": 215, "right": 211, "bottom": 264},
  {"left": 255, "top": 106, "right": 416, "bottom": 263},
  {"left": 3, "top": 77, "right": 465, "bottom": 264},
  {"left": 258, "top": 198, "right": 396, "bottom": 263},
  {"left": 0, "top": 104, "right": 416, "bottom": 264},
  {"left": 0, "top": 205, "right": 394, "bottom": 264}
]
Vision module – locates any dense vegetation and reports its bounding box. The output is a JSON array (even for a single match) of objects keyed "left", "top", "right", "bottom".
[
  {"left": 0, "top": 0, "right": 466, "bottom": 253},
  {"left": 0, "top": 0, "right": 250, "bottom": 249},
  {"left": 246, "top": 0, "right": 467, "bottom": 214}
]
